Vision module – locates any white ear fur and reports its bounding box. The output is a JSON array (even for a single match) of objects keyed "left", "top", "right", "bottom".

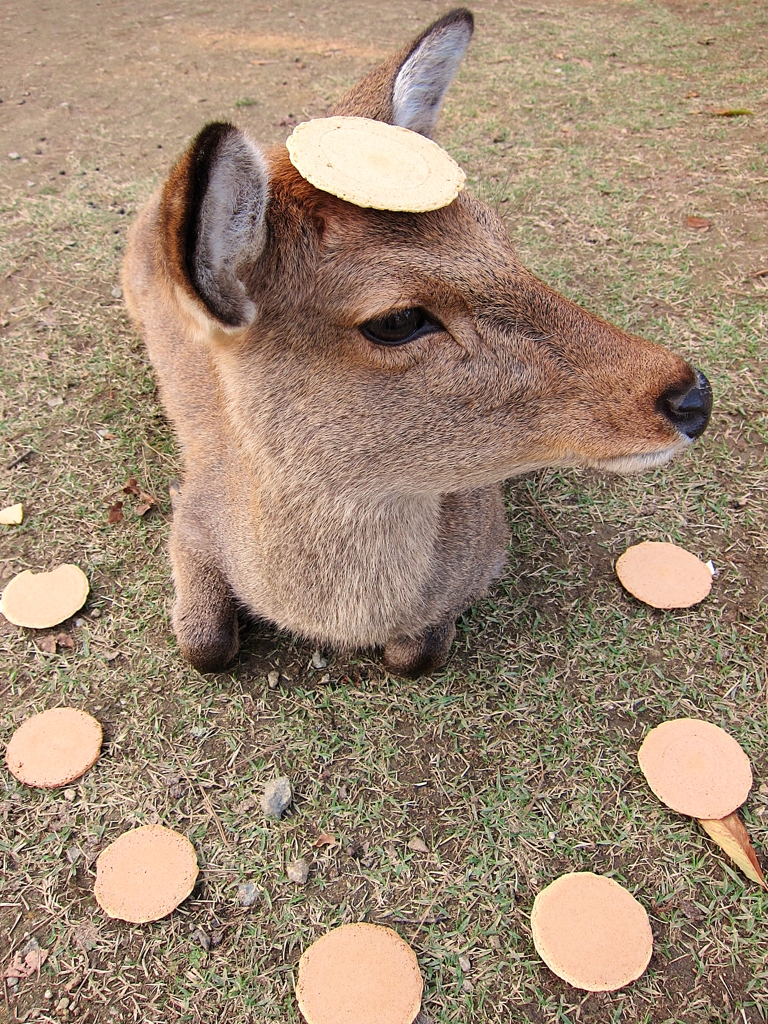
[
  {"left": 194, "top": 131, "right": 268, "bottom": 327},
  {"left": 392, "top": 11, "right": 473, "bottom": 137}
]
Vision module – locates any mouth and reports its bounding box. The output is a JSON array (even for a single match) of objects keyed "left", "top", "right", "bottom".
[{"left": 593, "top": 441, "right": 690, "bottom": 475}]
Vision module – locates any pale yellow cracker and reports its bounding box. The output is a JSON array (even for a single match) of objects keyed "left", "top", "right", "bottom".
[
  {"left": 638, "top": 717, "right": 752, "bottom": 819},
  {"left": 1, "top": 563, "right": 89, "bottom": 628},
  {"left": 94, "top": 825, "right": 199, "bottom": 924},
  {"left": 5, "top": 707, "right": 102, "bottom": 788},
  {"left": 296, "top": 922, "right": 423, "bottom": 1024},
  {"left": 287, "top": 116, "right": 465, "bottom": 212},
  {"left": 616, "top": 541, "right": 712, "bottom": 609},
  {"left": 531, "top": 872, "right": 653, "bottom": 992}
]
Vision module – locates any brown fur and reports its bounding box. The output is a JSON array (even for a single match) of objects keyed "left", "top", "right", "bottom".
[{"left": 122, "top": 9, "right": 711, "bottom": 676}]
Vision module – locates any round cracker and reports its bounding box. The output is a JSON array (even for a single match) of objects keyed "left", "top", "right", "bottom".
[
  {"left": 5, "top": 707, "right": 102, "bottom": 788},
  {"left": 296, "top": 922, "right": 423, "bottom": 1024},
  {"left": 287, "top": 116, "right": 465, "bottom": 212},
  {"left": 615, "top": 541, "right": 712, "bottom": 609},
  {"left": 94, "top": 825, "right": 198, "bottom": 924},
  {"left": 531, "top": 872, "right": 653, "bottom": 992},
  {"left": 1, "top": 563, "right": 89, "bottom": 628},
  {"left": 637, "top": 718, "right": 751, "bottom": 819}
]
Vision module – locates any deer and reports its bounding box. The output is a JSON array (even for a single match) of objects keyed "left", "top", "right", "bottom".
[{"left": 122, "top": 8, "right": 712, "bottom": 678}]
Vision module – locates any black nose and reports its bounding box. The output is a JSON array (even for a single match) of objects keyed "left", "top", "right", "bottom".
[{"left": 660, "top": 370, "right": 712, "bottom": 440}]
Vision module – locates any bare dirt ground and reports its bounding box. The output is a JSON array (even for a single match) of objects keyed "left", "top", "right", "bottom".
[{"left": 1, "top": 1, "right": 767, "bottom": 1022}]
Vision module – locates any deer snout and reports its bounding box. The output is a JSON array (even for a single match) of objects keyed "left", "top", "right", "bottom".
[{"left": 659, "top": 369, "right": 712, "bottom": 440}]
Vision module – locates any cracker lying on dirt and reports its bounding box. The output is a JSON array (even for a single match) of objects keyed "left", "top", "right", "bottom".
[
  {"left": 5, "top": 707, "right": 103, "bottom": 788},
  {"left": 94, "top": 824, "right": 199, "bottom": 924},
  {"left": 296, "top": 922, "right": 423, "bottom": 1024},
  {"left": 637, "top": 717, "right": 752, "bottom": 819},
  {"left": 615, "top": 541, "right": 712, "bottom": 609},
  {"left": 0, "top": 563, "right": 89, "bottom": 628},
  {"left": 287, "top": 116, "right": 466, "bottom": 212},
  {"left": 531, "top": 872, "right": 653, "bottom": 992}
]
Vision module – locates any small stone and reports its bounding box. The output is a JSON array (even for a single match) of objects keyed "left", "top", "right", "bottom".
[
  {"left": 759, "top": 783, "right": 768, "bottom": 796},
  {"left": 407, "top": 837, "right": 429, "bottom": 854},
  {"left": 44, "top": 990, "right": 53, "bottom": 1000},
  {"left": 66, "top": 846, "right": 82, "bottom": 864},
  {"left": 63, "top": 789, "right": 77, "bottom": 802},
  {"left": 286, "top": 858, "right": 310, "bottom": 884},
  {"left": 459, "top": 955, "right": 471, "bottom": 972},
  {"left": 47, "top": 395, "right": 64, "bottom": 408},
  {"left": 111, "top": 286, "right": 122, "bottom": 299},
  {"left": 311, "top": 650, "right": 327, "bottom": 669},
  {"left": 6, "top": 977, "right": 18, "bottom": 989},
  {"left": 237, "top": 881, "right": 259, "bottom": 907},
  {"left": 8, "top": 152, "right": 20, "bottom": 160},
  {"left": 267, "top": 670, "right": 279, "bottom": 689},
  {"left": 261, "top": 776, "right": 292, "bottom": 818},
  {"left": 489, "top": 935, "right": 501, "bottom": 950},
  {"left": 56, "top": 997, "right": 71, "bottom": 1011},
  {"left": 461, "top": 979, "right": 474, "bottom": 994}
]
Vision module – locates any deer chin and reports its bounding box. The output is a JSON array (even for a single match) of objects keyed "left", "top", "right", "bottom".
[{"left": 594, "top": 441, "right": 690, "bottom": 475}]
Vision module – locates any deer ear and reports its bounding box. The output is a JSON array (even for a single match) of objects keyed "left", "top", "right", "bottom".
[
  {"left": 392, "top": 8, "right": 474, "bottom": 136},
  {"left": 331, "top": 8, "right": 473, "bottom": 138},
  {"left": 160, "top": 123, "right": 268, "bottom": 328}
]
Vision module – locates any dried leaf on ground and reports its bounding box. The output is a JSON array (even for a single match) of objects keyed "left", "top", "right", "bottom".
[
  {"left": 706, "top": 108, "right": 753, "bottom": 117},
  {"left": 107, "top": 501, "right": 123, "bottom": 524},
  {"left": 4, "top": 943, "right": 49, "bottom": 978},
  {"left": 72, "top": 919, "right": 100, "bottom": 952},
  {"left": 685, "top": 215, "right": 712, "bottom": 230},
  {"left": 122, "top": 477, "right": 140, "bottom": 496},
  {"left": 698, "top": 812, "right": 767, "bottom": 889},
  {"left": 39, "top": 635, "right": 58, "bottom": 654},
  {"left": 312, "top": 831, "right": 337, "bottom": 848},
  {"left": 408, "top": 836, "right": 429, "bottom": 854}
]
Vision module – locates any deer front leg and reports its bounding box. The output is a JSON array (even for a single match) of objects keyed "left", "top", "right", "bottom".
[
  {"left": 383, "top": 621, "right": 457, "bottom": 678},
  {"left": 168, "top": 493, "right": 239, "bottom": 673}
]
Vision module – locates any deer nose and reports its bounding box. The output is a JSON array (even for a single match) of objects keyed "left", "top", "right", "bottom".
[{"left": 659, "top": 370, "right": 712, "bottom": 440}]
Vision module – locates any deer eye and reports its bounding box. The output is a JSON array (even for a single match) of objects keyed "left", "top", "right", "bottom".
[{"left": 359, "top": 308, "right": 440, "bottom": 346}]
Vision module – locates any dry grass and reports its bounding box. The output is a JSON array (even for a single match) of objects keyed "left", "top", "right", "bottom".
[{"left": 1, "top": 1, "right": 767, "bottom": 1022}]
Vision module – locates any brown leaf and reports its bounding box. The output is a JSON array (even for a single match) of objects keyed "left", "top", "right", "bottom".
[
  {"left": 685, "top": 90, "right": 700, "bottom": 99},
  {"left": 706, "top": 108, "right": 753, "bottom": 117},
  {"left": 4, "top": 945, "right": 49, "bottom": 979},
  {"left": 135, "top": 503, "right": 153, "bottom": 517},
  {"left": 122, "top": 477, "right": 140, "bottom": 496},
  {"left": 698, "top": 812, "right": 767, "bottom": 889},
  {"left": 72, "top": 920, "right": 100, "bottom": 952},
  {"left": 138, "top": 490, "right": 158, "bottom": 506},
  {"left": 39, "top": 636, "right": 57, "bottom": 654},
  {"left": 107, "top": 501, "right": 124, "bottom": 524},
  {"left": 55, "top": 632, "right": 75, "bottom": 649},
  {"left": 685, "top": 215, "right": 712, "bottom": 230},
  {"left": 408, "top": 837, "right": 430, "bottom": 854},
  {"left": 312, "top": 831, "right": 337, "bottom": 848}
]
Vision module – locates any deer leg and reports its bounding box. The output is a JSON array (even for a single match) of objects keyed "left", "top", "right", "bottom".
[
  {"left": 383, "top": 620, "right": 457, "bottom": 678},
  {"left": 168, "top": 493, "right": 239, "bottom": 673}
]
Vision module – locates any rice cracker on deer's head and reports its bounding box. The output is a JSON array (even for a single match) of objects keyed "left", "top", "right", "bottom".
[{"left": 122, "top": 7, "right": 712, "bottom": 677}]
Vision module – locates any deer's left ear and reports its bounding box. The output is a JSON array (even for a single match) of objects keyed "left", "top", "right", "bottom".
[
  {"left": 331, "top": 8, "right": 474, "bottom": 139},
  {"left": 392, "top": 8, "right": 474, "bottom": 136}
]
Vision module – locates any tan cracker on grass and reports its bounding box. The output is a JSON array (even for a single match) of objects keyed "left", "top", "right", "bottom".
[
  {"left": 5, "top": 707, "right": 103, "bottom": 788},
  {"left": 615, "top": 541, "right": 712, "bottom": 609},
  {"left": 94, "top": 824, "right": 199, "bottom": 924},
  {"left": 637, "top": 718, "right": 752, "bottom": 819},
  {"left": 0, "top": 563, "right": 89, "bottom": 628},
  {"left": 286, "top": 116, "right": 466, "bottom": 212},
  {"left": 296, "top": 922, "right": 423, "bottom": 1024},
  {"left": 531, "top": 872, "right": 653, "bottom": 992}
]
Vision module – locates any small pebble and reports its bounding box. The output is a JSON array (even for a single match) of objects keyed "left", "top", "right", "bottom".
[
  {"left": 56, "top": 997, "right": 70, "bottom": 1011},
  {"left": 407, "top": 837, "right": 429, "bottom": 854},
  {"left": 237, "top": 881, "right": 259, "bottom": 907},
  {"left": 286, "top": 858, "right": 310, "bottom": 884},
  {"left": 111, "top": 286, "right": 122, "bottom": 299},
  {"left": 459, "top": 955, "right": 471, "bottom": 972},
  {"left": 190, "top": 926, "right": 210, "bottom": 951},
  {"left": 462, "top": 979, "right": 474, "bottom": 994},
  {"left": 44, "top": 990, "right": 53, "bottom": 1000},
  {"left": 7, "top": 977, "right": 18, "bottom": 989},
  {"left": 261, "top": 776, "right": 292, "bottom": 818},
  {"left": 267, "top": 670, "right": 279, "bottom": 689},
  {"left": 311, "top": 650, "right": 327, "bottom": 670}
]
